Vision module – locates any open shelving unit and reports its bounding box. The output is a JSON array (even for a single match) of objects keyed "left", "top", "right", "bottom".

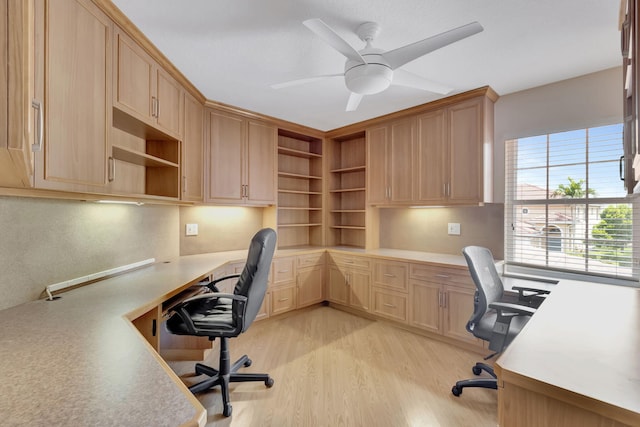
[
  {"left": 277, "top": 129, "right": 324, "bottom": 248},
  {"left": 328, "top": 132, "right": 367, "bottom": 248},
  {"left": 112, "top": 107, "right": 181, "bottom": 199}
]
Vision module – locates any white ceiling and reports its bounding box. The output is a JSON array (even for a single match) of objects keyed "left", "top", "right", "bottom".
[{"left": 111, "top": 0, "right": 621, "bottom": 131}]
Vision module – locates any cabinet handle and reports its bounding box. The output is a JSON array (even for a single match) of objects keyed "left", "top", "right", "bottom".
[
  {"left": 620, "top": 155, "right": 625, "bottom": 181},
  {"left": 383, "top": 273, "right": 396, "bottom": 278},
  {"left": 151, "top": 96, "right": 156, "bottom": 117},
  {"left": 442, "top": 292, "right": 447, "bottom": 308},
  {"left": 245, "top": 184, "right": 249, "bottom": 198},
  {"left": 344, "top": 260, "right": 354, "bottom": 264},
  {"left": 383, "top": 303, "right": 396, "bottom": 308},
  {"left": 278, "top": 298, "right": 289, "bottom": 302},
  {"left": 182, "top": 176, "right": 187, "bottom": 193},
  {"left": 435, "top": 274, "right": 450, "bottom": 279},
  {"left": 31, "top": 99, "right": 43, "bottom": 151},
  {"left": 108, "top": 157, "right": 115, "bottom": 182}
]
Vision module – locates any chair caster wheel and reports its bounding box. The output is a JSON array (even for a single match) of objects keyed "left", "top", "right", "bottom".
[
  {"left": 223, "top": 403, "right": 232, "bottom": 417},
  {"left": 472, "top": 365, "right": 482, "bottom": 376},
  {"left": 244, "top": 358, "right": 252, "bottom": 367},
  {"left": 265, "top": 377, "right": 274, "bottom": 388},
  {"left": 451, "top": 385, "right": 462, "bottom": 397}
]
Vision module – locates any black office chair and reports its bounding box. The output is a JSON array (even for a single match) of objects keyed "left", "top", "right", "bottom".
[
  {"left": 166, "top": 228, "right": 277, "bottom": 417},
  {"left": 451, "top": 246, "right": 549, "bottom": 397}
]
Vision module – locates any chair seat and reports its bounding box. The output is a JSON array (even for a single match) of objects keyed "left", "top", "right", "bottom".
[
  {"left": 166, "top": 297, "right": 237, "bottom": 335},
  {"left": 472, "top": 309, "right": 530, "bottom": 346}
]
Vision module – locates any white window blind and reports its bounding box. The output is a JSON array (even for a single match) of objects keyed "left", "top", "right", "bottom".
[{"left": 505, "top": 124, "right": 639, "bottom": 280}]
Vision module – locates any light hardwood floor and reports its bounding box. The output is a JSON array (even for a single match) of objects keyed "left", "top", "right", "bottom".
[{"left": 169, "top": 305, "right": 497, "bottom": 427}]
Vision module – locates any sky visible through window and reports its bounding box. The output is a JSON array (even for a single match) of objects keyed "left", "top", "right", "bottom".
[{"left": 514, "top": 124, "right": 624, "bottom": 199}]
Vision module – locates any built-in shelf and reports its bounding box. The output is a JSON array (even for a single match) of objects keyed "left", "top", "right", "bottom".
[
  {"left": 112, "top": 145, "right": 179, "bottom": 168},
  {"left": 328, "top": 132, "right": 367, "bottom": 248},
  {"left": 277, "top": 129, "right": 324, "bottom": 248}
]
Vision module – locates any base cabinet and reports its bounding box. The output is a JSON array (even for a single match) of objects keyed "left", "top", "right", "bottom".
[
  {"left": 327, "top": 254, "right": 371, "bottom": 312},
  {"left": 372, "top": 260, "right": 409, "bottom": 323},
  {"left": 408, "top": 263, "right": 483, "bottom": 348},
  {"left": 296, "top": 253, "right": 325, "bottom": 308}
]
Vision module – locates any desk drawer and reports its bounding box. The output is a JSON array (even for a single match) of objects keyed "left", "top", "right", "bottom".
[
  {"left": 272, "top": 257, "right": 295, "bottom": 285},
  {"left": 372, "top": 288, "right": 408, "bottom": 323},
  {"left": 330, "top": 253, "right": 371, "bottom": 270},
  {"left": 271, "top": 286, "right": 296, "bottom": 315},
  {"left": 409, "top": 263, "right": 474, "bottom": 288},
  {"left": 374, "top": 260, "right": 408, "bottom": 292},
  {"left": 297, "top": 252, "right": 324, "bottom": 268}
]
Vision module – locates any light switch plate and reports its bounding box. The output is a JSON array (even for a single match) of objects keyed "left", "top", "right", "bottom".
[
  {"left": 448, "top": 223, "right": 461, "bottom": 235},
  {"left": 185, "top": 223, "right": 198, "bottom": 236}
]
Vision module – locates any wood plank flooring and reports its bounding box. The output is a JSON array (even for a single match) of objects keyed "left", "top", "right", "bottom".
[{"left": 168, "top": 305, "right": 497, "bottom": 427}]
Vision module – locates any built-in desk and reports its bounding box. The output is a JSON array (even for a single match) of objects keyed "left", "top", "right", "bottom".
[
  {"left": 495, "top": 280, "right": 640, "bottom": 426},
  {"left": 0, "top": 251, "right": 248, "bottom": 427}
]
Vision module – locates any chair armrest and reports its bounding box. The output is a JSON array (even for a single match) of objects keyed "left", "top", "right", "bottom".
[
  {"left": 489, "top": 301, "right": 536, "bottom": 317},
  {"left": 206, "top": 274, "right": 241, "bottom": 292}
]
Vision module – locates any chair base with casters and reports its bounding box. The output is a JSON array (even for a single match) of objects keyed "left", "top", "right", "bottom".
[
  {"left": 451, "top": 362, "right": 497, "bottom": 396},
  {"left": 189, "top": 337, "right": 274, "bottom": 417}
]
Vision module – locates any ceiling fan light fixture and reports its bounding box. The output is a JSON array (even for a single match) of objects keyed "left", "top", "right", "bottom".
[{"left": 344, "top": 63, "right": 393, "bottom": 95}]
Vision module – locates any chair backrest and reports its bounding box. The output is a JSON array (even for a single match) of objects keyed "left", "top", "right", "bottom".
[
  {"left": 233, "top": 228, "right": 277, "bottom": 332},
  {"left": 462, "top": 246, "right": 504, "bottom": 330}
]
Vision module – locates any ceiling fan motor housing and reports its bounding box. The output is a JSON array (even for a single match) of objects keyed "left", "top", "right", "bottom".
[{"left": 344, "top": 53, "right": 393, "bottom": 95}]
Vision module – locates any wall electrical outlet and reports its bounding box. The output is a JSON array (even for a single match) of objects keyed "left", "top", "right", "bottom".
[
  {"left": 447, "top": 223, "right": 461, "bottom": 236},
  {"left": 185, "top": 223, "right": 199, "bottom": 236}
]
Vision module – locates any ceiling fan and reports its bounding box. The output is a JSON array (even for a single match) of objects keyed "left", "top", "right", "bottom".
[{"left": 272, "top": 19, "right": 483, "bottom": 111}]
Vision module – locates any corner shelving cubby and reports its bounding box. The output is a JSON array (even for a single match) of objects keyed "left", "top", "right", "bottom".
[
  {"left": 328, "top": 132, "right": 366, "bottom": 248},
  {"left": 111, "top": 107, "right": 181, "bottom": 200},
  {"left": 277, "top": 129, "right": 324, "bottom": 248}
]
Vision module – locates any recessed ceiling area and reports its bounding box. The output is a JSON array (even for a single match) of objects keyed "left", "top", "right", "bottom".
[{"left": 111, "top": 0, "right": 621, "bottom": 131}]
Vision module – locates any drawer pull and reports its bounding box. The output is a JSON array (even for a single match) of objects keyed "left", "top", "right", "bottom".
[
  {"left": 278, "top": 298, "right": 289, "bottom": 302},
  {"left": 278, "top": 270, "right": 290, "bottom": 273},
  {"left": 435, "top": 274, "right": 450, "bottom": 279},
  {"left": 383, "top": 303, "right": 396, "bottom": 308},
  {"left": 344, "top": 260, "right": 355, "bottom": 264},
  {"left": 383, "top": 274, "right": 396, "bottom": 278}
]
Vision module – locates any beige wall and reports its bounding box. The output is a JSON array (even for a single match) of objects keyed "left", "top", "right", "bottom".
[
  {"left": 493, "top": 66, "right": 623, "bottom": 203},
  {"left": 179, "top": 206, "right": 265, "bottom": 255},
  {"left": 0, "top": 196, "right": 179, "bottom": 311},
  {"left": 378, "top": 204, "right": 504, "bottom": 259}
]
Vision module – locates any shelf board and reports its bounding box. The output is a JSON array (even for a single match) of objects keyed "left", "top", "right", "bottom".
[
  {"left": 330, "top": 225, "right": 366, "bottom": 230},
  {"left": 278, "top": 146, "right": 322, "bottom": 159},
  {"left": 278, "top": 223, "right": 323, "bottom": 228},
  {"left": 112, "top": 145, "right": 178, "bottom": 168},
  {"left": 329, "top": 187, "right": 366, "bottom": 193},
  {"left": 278, "top": 189, "right": 323, "bottom": 195},
  {"left": 330, "top": 210, "right": 366, "bottom": 213},
  {"left": 330, "top": 165, "right": 366, "bottom": 173},
  {"left": 278, "top": 171, "right": 322, "bottom": 180},
  {"left": 279, "top": 207, "right": 322, "bottom": 211}
]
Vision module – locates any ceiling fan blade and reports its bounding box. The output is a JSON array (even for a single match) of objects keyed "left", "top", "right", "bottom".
[
  {"left": 303, "top": 19, "right": 366, "bottom": 64},
  {"left": 383, "top": 21, "right": 483, "bottom": 70},
  {"left": 392, "top": 69, "right": 453, "bottom": 94},
  {"left": 346, "top": 92, "right": 364, "bottom": 111},
  {"left": 271, "top": 74, "right": 343, "bottom": 89}
]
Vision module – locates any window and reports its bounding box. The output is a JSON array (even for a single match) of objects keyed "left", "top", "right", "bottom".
[{"left": 505, "top": 124, "right": 639, "bottom": 281}]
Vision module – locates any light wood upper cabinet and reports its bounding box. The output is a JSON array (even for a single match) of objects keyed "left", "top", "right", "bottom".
[
  {"left": 32, "top": 0, "right": 112, "bottom": 192},
  {"left": 206, "top": 109, "right": 276, "bottom": 205},
  {"left": 113, "top": 26, "right": 182, "bottom": 139},
  {"left": 182, "top": 92, "right": 204, "bottom": 202},
  {"left": 366, "top": 117, "right": 415, "bottom": 205},
  {"left": 416, "top": 109, "right": 447, "bottom": 203},
  {"left": 0, "top": 0, "right": 35, "bottom": 188}
]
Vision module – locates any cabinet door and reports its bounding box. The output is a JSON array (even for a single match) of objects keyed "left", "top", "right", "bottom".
[
  {"left": 372, "top": 288, "right": 407, "bottom": 323},
  {"left": 416, "top": 109, "right": 447, "bottom": 203},
  {"left": 297, "top": 264, "right": 324, "bottom": 308},
  {"left": 374, "top": 260, "right": 408, "bottom": 292},
  {"left": 327, "top": 265, "right": 349, "bottom": 305},
  {"left": 348, "top": 268, "right": 371, "bottom": 312},
  {"left": 34, "top": 0, "right": 111, "bottom": 191},
  {"left": 409, "top": 280, "right": 441, "bottom": 334},
  {"left": 442, "top": 285, "right": 480, "bottom": 346},
  {"left": 0, "top": 0, "right": 35, "bottom": 188},
  {"left": 448, "top": 97, "right": 483, "bottom": 204},
  {"left": 113, "top": 26, "right": 154, "bottom": 122},
  {"left": 155, "top": 67, "right": 182, "bottom": 137},
  {"left": 245, "top": 120, "right": 276, "bottom": 204},
  {"left": 207, "top": 110, "right": 244, "bottom": 202},
  {"left": 389, "top": 118, "right": 414, "bottom": 203},
  {"left": 182, "top": 92, "right": 203, "bottom": 201},
  {"left": 366, "top": 125, "right": 388, "bottom": 204},
  {"left": 271, "top": 285, "right": 296, "bottom": 315}
]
